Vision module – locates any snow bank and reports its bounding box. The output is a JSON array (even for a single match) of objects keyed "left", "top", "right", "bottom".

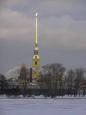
[
  {"left": 0, "top": 98, "right": 86, "bottom": 115},
  {"left": 0, "top": 95, "right": 86, "bottom": 99}
]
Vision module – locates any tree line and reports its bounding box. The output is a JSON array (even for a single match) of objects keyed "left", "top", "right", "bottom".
[{"left": 0, "top": 63, "right": 86, "bottom": 97}]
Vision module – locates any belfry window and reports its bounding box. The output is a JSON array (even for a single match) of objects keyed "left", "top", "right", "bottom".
[
  {"left": 35, "top": 56, "right": 37, "bottom": 59},
  {"left": 35, "top": 61, "right": 37, "bottom": 65},
  {"left": 34, "top": 50, "right": 38, "bottom": 55}
]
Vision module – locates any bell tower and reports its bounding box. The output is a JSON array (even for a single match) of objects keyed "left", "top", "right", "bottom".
[{"left": 32, "top": 13, "right": 40, "bottom": 80}]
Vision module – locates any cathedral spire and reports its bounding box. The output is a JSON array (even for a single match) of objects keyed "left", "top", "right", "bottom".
[
  {"left": 32, "top": 12, "right": 40, "bottom": 80},
  {"left": 35, "top": 12, "right": 38, "bottom": 46}
]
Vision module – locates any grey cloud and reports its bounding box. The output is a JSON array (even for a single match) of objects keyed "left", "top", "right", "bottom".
[
  {"left": 39, "top": 15, "right": 86, "bottom": 49},
  {"left": 0, "top": 8, "right": 86, "bottom": 49},
  {"left": 0, "top": 0, "right": 86, "bottom": 73},
  {"left": 2, "top": 0, "right": 86, "bottom": 19}
]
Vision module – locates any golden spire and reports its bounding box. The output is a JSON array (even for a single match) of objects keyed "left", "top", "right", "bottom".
[
  {"left": 35, "top": 12, "right": 38, "bottom": 46},
  {"left": 32, "top": 12, "right": 40, "bottom": 80}
]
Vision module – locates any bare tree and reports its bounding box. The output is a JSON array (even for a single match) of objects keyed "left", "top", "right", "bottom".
[
  {"left": 66, "top": 69, "right": 75, "bottom": 95},
  {"left": 19, "top": 64, "right": 28, "bottom": 96},
  {"left": 42, "top": 63, "right": 65, "bottom": 97},
  {"left": 74, "top": 68, "right": 85, "bottom": 95},
  {"left": 0, "top": 74, "right": 8, "bottom": 94}
]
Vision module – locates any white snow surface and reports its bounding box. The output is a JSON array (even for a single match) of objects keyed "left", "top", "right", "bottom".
[{"left": 0, "top": 97, "right": 86, "bottom": 115}]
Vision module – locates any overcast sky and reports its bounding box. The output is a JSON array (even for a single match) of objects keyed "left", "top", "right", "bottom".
[{"left": 0, "top": 0, "right": 86, "bottom": 74}]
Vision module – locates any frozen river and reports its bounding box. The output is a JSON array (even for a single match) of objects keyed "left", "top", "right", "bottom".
[{"left": 0, "top": 98, "right": 86, "bottom": 115}]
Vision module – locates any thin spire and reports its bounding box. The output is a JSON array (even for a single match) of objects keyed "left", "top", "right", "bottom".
[{"left": 35, "top": 12, "right": 38, "bottom": 46}]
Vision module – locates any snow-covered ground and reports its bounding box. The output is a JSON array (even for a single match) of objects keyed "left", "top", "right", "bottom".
[{"left": 0, "top": 98, "right": 86, "bottom": 115}]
